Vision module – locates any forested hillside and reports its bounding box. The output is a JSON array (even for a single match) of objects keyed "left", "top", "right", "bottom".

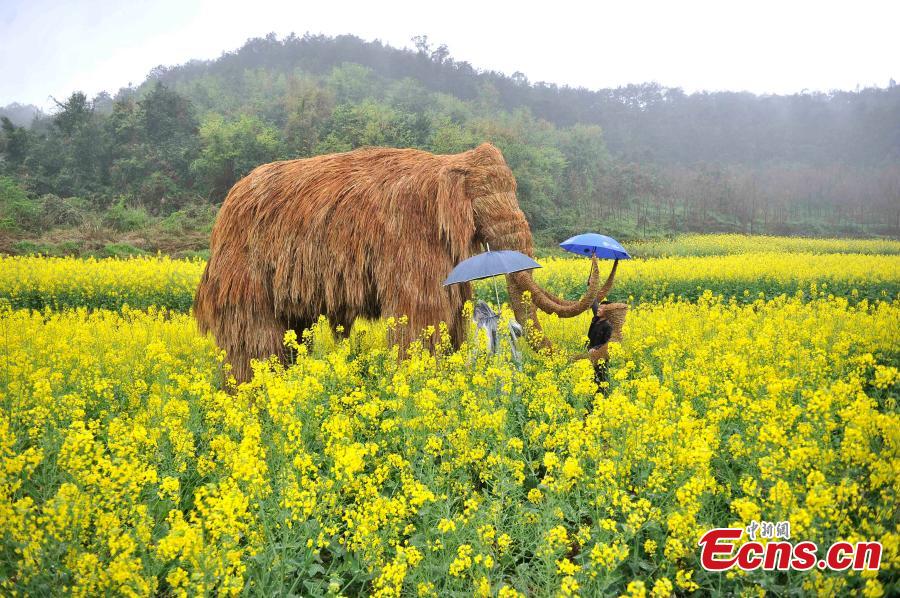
[{"left": 1, "top": 33, "right": 898, "bottom": 257}]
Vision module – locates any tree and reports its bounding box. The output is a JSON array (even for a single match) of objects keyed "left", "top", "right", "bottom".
[
  {"left": 282, "top": 77, "right": 335, "bottom": 156},
  {"left": 140, "top": 82, "right": 198, "bottom": 145},
  {"left": 0, "top": 175, "right": 39, "bottom": 230},
  {"left": 326, "top": 64, "right": 379, "bottom": 104},
  {"left": 52, "top": 92, "right": 93, "bottom": 137},
  {"left": 138, "top": 83, "right": 200, "bottom": 189},
  {"left": 0, "top": 117, "right": 29, "bottom": 169},
  {"left": 556, "top": 124, "right": 610, "bottom": 213},
  {"left": 28, "top": 92, "right": 111, "bottom": 198},
  {"left": 427, "top": 119, "right": 478, "bottom": 154},
  {"left": 103, "top": 85, "right": 201, "bottom": 211},
  {"left": 315, "top": 101, "right": 427, "bottom": 153},
  {"left": 191, "top": 114, "right": 282, "bottom": 200}
]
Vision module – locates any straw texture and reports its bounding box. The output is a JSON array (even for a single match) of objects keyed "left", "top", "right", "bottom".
[{"left": 195, "top": 143, "right": 606, "bottom": 381}]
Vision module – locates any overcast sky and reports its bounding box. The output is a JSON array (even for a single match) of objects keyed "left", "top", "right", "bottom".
[{"left": 2, "top": 0, "right": 897, "bottom": 109}]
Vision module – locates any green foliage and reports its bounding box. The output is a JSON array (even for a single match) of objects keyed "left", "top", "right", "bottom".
[
  {"left": 53, "top": 241, "right": 83, "bottom": 256},
  {"left": 100, "top": 243, "right": 148, "bottom": 258},
  {"left": 428, "top": 117, "right": 479, "bottom": 154},
  {"left": 326, "top": 63, "right": 380, "bottom": 103},
  {"left": 10, "top": 240, "right": 53, "bottom": 255},
  {"left": 105, "top": 84, "right": 201, "bottom": 211},
  {"left": 282, "top": 77, "right": 335, "bottom": 155},
  {"left": 1, "top": 33, "right": 897, "bottom": 246},
  {"left": 102, "top": 199, "right": 151, "bottom": 232},
  {"left": 1, "top": 117, "right": 28, "bottom": 166},
  {"left": 0, "top": 176, "right": 39, "bottom": 231},
  {"left": 140, "top": 82, "right": 198, "bottom": 144},
  {"left": 159, "top": 206, "right": 207, "bottom": 234},
  {"left": 316, "top": 101, "right": 429, "bottom": 153},
  {"left": 190, "top": 114, "right": 282, "bottom": 200},
  {"left": 471, "top": 111, "right": 569, "bottom": 230},
  {"left": 556, "top": 124, "right": 610, "bottom": 209},
  {"left": 10, "top": 240, "right": 82, "bottom": 257},
  {"left": 38, "top": 194, "right": 86, "bottom": 228}
]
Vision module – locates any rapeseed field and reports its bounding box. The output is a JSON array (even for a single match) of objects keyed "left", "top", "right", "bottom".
[{"left": 0, "top": 235, "right": 897, "bottom": 596}]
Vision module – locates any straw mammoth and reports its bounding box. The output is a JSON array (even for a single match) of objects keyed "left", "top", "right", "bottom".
[{"left": 195, "top": 143, "right": 617, "bottom": 381}]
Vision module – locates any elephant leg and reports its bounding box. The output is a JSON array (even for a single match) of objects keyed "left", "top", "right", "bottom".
[
  {"left": 283, "top": 316, "right": 314, "bottom": 365},
  {"left": 385, "top": 296, "right": 449, "bottom": 358},
  {"left": 333, "top": 311, "right": 355, "bottom": 339},
  {"left": 376, "top": 248, "right": 457, "bottom": 358},
  {"left": 403, "top": 312, "right": 444, "bottom": 355},
  {"left": 447, "top": 282, "right": 472, "bottom": 350},
  {"left": 448, "top": 312, "right": 468, "bottom": 350},
  {"left": 215, "top": 304, "right": 286, "bottom": 383},
  {"left": 196, "top": 257, "right": 286, "bottom": 383},
  {"left": 287, "top": 316, "right": 314, "bottom": 341}
]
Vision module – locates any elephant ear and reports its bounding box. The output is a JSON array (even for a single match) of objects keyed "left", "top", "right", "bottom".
[{"left": 435, "top": 165, "right": 476, "bottom": 263}]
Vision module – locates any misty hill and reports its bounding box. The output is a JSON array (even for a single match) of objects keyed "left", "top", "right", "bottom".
[
  {"left": 0, "top": 103, "right": 42, "bottom": 127},
  {"left": 1, "top": 33, "right": 898, "bottom": 258},
  {"left": 148, "top": 34, "right": 900, "bottom": 167}
]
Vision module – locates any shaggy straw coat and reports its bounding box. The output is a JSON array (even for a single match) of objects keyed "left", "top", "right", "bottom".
[{"left": 195, "top": 143, "right": 618, "bottom": 381}]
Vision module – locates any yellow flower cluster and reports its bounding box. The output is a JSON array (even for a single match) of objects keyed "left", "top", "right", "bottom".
[
  {"left": 2, "top": 238, "right": 898, "bottom": 312},
  {"left": 0, "top": 247, "right": 898, "bottom": 595},
  {"left": 527, "top": 251, "right": 899, "bottom": 304},
  {"left": 0, "top": 254, "right": 204, "bottom": 310},
  {"left": 630, "top": 233, "right": 900, "bottom": 258}
]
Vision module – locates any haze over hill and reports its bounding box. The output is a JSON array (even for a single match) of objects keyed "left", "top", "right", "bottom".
[
  {"left": 4, "top": 0, "right": 897, "bottom": 106},
  {"left": 0, "top": 103, "right": 42, "bottom": 127},
  {"left": 1, "top": 33, "right": 898, "bottom": 257}
]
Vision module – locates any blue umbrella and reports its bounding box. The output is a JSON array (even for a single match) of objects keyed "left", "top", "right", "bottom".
[
  {"left": 559, "top": 233, "right": 631, "bottom": 260},
  {"left": 443, "top": 249, "right": 541, "bottom": 286},
  {"left": 443, "top": 248, "right": 541, "bottom": 310}
]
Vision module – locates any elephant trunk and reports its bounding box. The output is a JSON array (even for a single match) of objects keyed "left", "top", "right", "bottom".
[
  {"left": 503, "top": 262, "right": 601, "bottom": 352},
  {"left": 509, "top": 257, "right": 618, "bottom": 318},
  {"left": 513, "top": 258, "right": 618, "bottom": 317},
  {"left": 475, "top": 193, "right": 608, "bottom": 349}
]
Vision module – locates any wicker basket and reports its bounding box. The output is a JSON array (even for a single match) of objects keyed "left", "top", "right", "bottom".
[
  {"left": 597, "top": 302, "right": 628, "bottom": 343},
  {"left": 570, "top": 302, "right": 629, "bottom": 363}
]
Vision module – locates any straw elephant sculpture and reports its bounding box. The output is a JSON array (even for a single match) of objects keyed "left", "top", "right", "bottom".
[{"left": 195, "top": 143, "right": 618, "bottom": 381}]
